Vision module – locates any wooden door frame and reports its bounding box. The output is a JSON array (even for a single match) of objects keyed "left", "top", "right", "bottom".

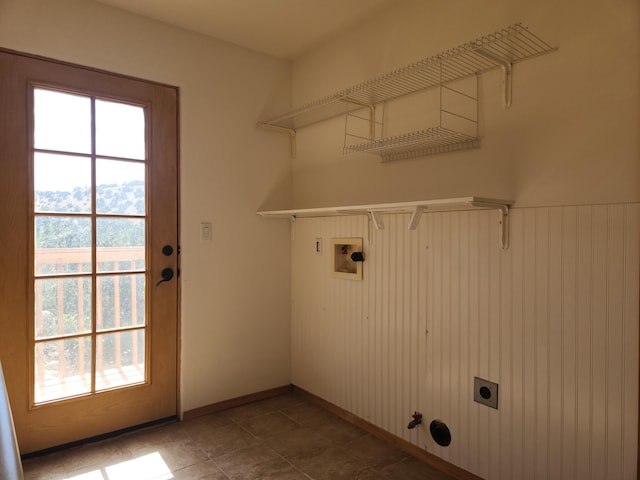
[{"left": 0, "top": 48, "right": 181, "bottom": 454}]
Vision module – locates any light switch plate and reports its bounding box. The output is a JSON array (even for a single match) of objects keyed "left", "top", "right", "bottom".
[{"left": 200, "top": 222, "right": 212, "bottom": 242}]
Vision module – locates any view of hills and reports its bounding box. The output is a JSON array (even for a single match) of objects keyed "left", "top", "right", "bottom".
[
  {"left": 34, "top": 181, "right": 146, "bottom": 251},
  {"left": 35, "top": 180, "right": 145, "bottom": 216}
]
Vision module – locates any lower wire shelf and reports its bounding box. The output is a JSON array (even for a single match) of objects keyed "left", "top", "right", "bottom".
[{"left": 343, "top": 126, "right": 479, "bottom": 162}]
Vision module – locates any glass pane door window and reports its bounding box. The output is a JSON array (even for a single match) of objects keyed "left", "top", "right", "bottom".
[{"left": 32, "top": 87, "right": 148, "bottom": 404}]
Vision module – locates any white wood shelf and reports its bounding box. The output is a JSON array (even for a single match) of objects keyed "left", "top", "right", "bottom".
[{"left": 258, "top": 197, "right": 512, "bottom": 249}]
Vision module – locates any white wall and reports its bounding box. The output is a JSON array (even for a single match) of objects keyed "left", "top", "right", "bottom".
[
  {"left": 0, "top": 0, "right": 293, "bottom": 412},
  {"left": 286, "top": 0, "right": 640, "bottom": 478},
  {"left": 289, "top": 0, "right": 639, "bottom": 209},
  {"left": 292, "top": 205, "right": 639, "bottom": 479}
]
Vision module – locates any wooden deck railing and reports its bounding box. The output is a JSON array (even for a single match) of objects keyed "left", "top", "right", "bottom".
[{"left": 34, "top": 247, "right": 145, "bottom": 401}]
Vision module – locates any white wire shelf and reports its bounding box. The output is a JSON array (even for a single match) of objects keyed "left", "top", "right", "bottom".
[
  {"left": 257, "top": 23, "right": 556, "bottom": 132},
  {"left": 344, "top": 126, "right": 480, "bottom": 162}
]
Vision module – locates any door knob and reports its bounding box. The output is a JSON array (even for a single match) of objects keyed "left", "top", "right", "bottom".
[
  {"left": 156, "top": 267, "right": 174, "bottom": 286},
  {"left": 162, "top": 245, "right": 174, "bottom": 256}
]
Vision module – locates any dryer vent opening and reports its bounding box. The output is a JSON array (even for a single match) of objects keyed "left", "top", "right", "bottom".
[{"left": 429, "top": 419, "right": 451, "bottom": 447}]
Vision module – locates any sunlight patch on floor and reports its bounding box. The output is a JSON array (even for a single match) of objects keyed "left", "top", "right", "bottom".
[{"left": 65, "top": 452, "right": 173, "bottom": 480}]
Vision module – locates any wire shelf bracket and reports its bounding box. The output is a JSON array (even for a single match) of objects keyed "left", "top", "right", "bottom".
[{"left": 475, "top": 48, "right": 513, "bottom": 108}]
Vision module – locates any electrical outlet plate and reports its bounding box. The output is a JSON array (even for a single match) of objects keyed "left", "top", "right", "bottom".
[{"left": 474, "top": 376, "right": 498, "bottom": 409}]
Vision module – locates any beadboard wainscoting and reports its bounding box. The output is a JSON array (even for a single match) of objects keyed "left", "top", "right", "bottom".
[{"left": 291, "top": 203, "right": 639, "bottom": 480}]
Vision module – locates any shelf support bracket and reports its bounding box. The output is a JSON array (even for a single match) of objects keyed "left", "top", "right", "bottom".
[
  {"left": 341, "top": 97, "right": 376, "bottom": 140},
  {"left": 258, "top": 124, "right": 297, "bottom": 158},
  {"left": 289, "top": 215, "right": 297, "bottom": 240},
  {"left": 476, "top": 49, "right": 513, "bottom": 108},
  {"left": 469, "top": 201, "right": 510, "bottom": 250},
  {"left": 408, "top": 206, "right": 425, "bottom": 230},
  {"left": 368, "top": 211, "right": 384, "bottom": 230}
]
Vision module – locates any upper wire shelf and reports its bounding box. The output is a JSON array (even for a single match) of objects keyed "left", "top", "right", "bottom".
[{"left": 257, "top": 23, "right": 557, "bottom": 132}]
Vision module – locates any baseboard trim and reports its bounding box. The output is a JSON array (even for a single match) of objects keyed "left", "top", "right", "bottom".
[
  {"left": 293, "top": 386, "right": 483, "bottom": 480},
  {"left": 182, "top": 384, "right": 293, "bottom": 421}
]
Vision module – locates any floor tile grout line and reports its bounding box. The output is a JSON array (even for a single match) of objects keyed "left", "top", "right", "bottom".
[
  {"left": 278, "top": 409, "right": 309, "bottom": 427},
  {"left": 263, "top": 443, "right": 317, "bottom": 480},
  {"left": 204, "top": 455, "right": 234, "bottom": 480}
]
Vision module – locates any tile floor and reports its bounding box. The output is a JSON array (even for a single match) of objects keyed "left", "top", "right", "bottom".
[{"left": 22, "top": 392, "right": 456, "bottom": 480}]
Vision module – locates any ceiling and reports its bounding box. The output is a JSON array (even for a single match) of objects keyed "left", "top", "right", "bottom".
[{"left": 92, "top": 0, "right": 399, "bottom": 60}]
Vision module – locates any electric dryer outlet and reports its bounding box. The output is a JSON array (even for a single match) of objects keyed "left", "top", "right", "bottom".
[{"left": 474, "top": 376, "right": 498, "bottom": 409}]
